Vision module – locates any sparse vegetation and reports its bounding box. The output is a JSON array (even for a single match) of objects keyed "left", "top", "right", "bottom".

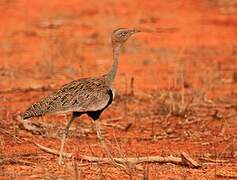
[{"left": 0, "top": 0, "right": 237, "bottom": 179}]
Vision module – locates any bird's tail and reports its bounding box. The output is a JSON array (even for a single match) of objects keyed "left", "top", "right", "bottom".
[{"left": 23, "top": 102, "right": 45, "bottom": 119}]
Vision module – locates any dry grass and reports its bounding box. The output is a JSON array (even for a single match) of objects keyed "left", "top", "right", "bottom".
[{"left": 1, "top": 0, "right": 237, "bottom": 178}]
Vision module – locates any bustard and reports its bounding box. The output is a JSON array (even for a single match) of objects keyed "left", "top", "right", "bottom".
[{"left": 23, "top": 28, "right": 140, "bottom": 165}]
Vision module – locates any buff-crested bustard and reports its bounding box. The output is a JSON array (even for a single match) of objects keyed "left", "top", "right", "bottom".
[{"left": 23, "top": 28, "right": 140, "bottom": 165}]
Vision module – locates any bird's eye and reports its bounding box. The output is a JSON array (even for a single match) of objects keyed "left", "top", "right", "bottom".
[{"left": 121, "top": 32, "right": 127, "bottom": 36}]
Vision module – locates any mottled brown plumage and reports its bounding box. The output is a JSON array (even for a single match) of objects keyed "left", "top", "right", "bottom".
[
  {"left": 22, "top": 28, "right": 140, "bottom": 165},
  {"left": 23, "top": 75, "right": 113, "bottom": 119}
]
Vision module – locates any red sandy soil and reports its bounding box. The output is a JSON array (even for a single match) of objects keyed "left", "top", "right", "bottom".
[{"left": 0, "top": 0, "right": 237, "bottom": 179}]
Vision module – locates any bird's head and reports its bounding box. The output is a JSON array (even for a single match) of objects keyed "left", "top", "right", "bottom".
[{"left": 111, "top": 28, "right": 140, "bottom": 47}]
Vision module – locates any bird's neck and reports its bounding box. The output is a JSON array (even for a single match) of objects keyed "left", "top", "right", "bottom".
[{"left": 107, "top": 44, "right": 122, "bottom": 85}]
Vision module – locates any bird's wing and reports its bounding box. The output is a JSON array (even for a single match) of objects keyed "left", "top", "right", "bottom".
[{"left": 23, "top": 77, "right": 112, "bottom": 119}]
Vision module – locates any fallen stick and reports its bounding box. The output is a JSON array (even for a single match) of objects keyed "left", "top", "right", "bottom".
[
  {"left": 199, "top": 157, "right": 230, "bottom": 163},
  {"left": 0, "top": 158, "right": 35, "bottom": 166},
  {"left": 0, "top": 127, "right": 23, "bottom": 143},
  {"left": 102, "top": 122, "right": 132, "bottom": 131},
  {"left": 34, "top": 143, "right": 201, "bottom": 168},
  {"left": 216, "top": 172, "right": 237, "bottom": 179},
  {"left": 103, "top": 116, "right": 123, "bottom": 123},
  {"left": 181, "top": 152, "right": 200, "bottom": 168}
]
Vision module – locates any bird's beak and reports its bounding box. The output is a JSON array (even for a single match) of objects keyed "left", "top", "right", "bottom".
[{"left": 130, "top": 28, "right": 141, "bottom": 34}]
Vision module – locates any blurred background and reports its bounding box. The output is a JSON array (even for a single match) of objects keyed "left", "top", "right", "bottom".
[
  {"left": 0, "top": 0, "right": 237, "bottom": 179},
  {"left": 1, "top": 0, "right": 236, "bottom": 93}
]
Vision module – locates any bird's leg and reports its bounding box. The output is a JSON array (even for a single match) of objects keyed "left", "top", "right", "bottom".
[
  {"left": 94, "top": 120, "right": 119, "bottom": 166},
  {"left": 58, "top": 114, "right": 75, "bottom": 165}
]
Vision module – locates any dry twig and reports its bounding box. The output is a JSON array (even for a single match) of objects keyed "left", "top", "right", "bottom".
[
  {"left": 199, "top": 157, "right": 230, "bottom": 163},
  {"left": 181, "top": 152, "right": 201, "bottom": 168},
  {"left": 103, "top": 116, "right": 123, "bottom": 123},
  {"left": 216, "top": 172, "right": 237, "bottom": 179},
  {"left": 34, "top": 143, "right": 201, "bottom": 168},
  {"left": 0, "top": 127, "right": 23, "bottom": 143},
  {"left": 0, "top": 158, "right": 35, "bottom": 166},
  {"left": 102, "top": 122, "right": 132, "bottom": 131}
]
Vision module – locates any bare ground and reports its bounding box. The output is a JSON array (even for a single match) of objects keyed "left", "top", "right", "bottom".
[{"left": 0, "top": 0, "right": 237, "bottom": 179}]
